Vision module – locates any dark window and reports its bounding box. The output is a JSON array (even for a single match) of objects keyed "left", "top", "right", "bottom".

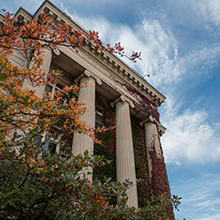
[
  {"left": 45, "top": 139, "right": 56, "bottom": 154},
  {"left": 44, "top": 132, "right": 58, "bottom": 154},
  {"left": 95, "top": 109, "right": 104, "bottom": 128}
]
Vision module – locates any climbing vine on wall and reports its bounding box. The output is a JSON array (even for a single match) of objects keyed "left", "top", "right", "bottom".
[
  {"left": 148, "top": 129, "right": 174, "bottom": 218},
  {"left": 93, "top": 93, "right": 116, "bottom": 182},
  {"left": 60, "top": 134, "right": 73, "bottom": 158},
  {"left": 131, "top": 116, "right": 151, "bottom": 207},
  {"left": 93, "top": 131, "right": 116, "bottom": 182},
  {"left": 122, "top": 83, "right": 160, "bottom": 121},
  {"left": 92, "top": 92, "right": 174, "bottom": 217}
]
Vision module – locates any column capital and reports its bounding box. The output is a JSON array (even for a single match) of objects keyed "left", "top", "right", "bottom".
[
  {"left": 140, "top": 115, "right": 166, "bottom": 136},
  {"left": 75, "top": 70, "right": 102, "bottom": 85},
  {"left": 53, "top": 47, "right": 60, "bottom": 56},
  {"left": 39, "top": 43, "right": 55, "bottom": 55},
  {"left": 140, "top": 115, "right": 154, "bottom": 126},
  {"left": 111, "top": 95, "right": 134, "bottom": 108}
]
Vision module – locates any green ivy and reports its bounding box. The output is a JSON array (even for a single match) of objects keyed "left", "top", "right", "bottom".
[{"left": 93, "top": 131, "right": 116, "bottom": 182}]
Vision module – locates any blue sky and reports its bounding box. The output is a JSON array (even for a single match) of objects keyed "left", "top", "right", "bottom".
[{"left": 2, "top": 0, "right": 220, "bottom": 219}]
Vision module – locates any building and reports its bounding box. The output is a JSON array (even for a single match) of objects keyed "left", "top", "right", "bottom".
[{"left": 10, "top": 0, "right": 173, "bottom": 215}]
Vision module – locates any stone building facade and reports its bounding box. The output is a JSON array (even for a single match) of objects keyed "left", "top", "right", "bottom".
[{"left": 11, "top": 0, "right": 172, "bottom": 213}]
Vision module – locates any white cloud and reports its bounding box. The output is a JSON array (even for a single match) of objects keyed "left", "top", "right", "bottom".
[
  {"left": 175, "top": 173, "right": 220, "bottom": 219},
  {"left": 161, "top": 96, "right": 220, "bottom": 164},
  {"left": 0, "top": 0, "right": 41, "bottom": 14},
  {"left": 176, "top": 45, "right": 220, "bottom": 77},
  {"left": 195, "top": 213, "right": 220, "bottom": 220},
  {"left": 194, "top": 0, "right": 220, "bottom": 26},
  {"left": 194, "top": 199, "right": 220, "bottom": 209}
]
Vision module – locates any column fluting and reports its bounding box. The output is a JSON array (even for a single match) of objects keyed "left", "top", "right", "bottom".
[
  {"left": 116, "top": 100, "right": 138, "bottom": 208},
  {"left": 22, "top": 48, "right": 52, "bottom": 98},
  {"left": 72, "top": 76, "right": 96, "bottom": 182}
]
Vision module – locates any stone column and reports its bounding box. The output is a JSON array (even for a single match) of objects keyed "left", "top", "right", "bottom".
[
  {"left": 115, "top": 96, "right": 138, "bottom": 208},
  {"left": 144, "top": 116, "right": 174, "bottom": 219},
  {"left": 144, "top": 119, "right": 162, "bottom": 181},
  {"left": 72, "top": 73, "right": 96, "bottom": 182},
  {"left": 144, "top": 118, "right": 174, "bottom": 218},
  {"left": 22, "top": 48, "right": 52, "bottom": 98}
]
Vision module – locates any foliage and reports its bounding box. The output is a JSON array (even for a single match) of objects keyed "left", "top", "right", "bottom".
[
  {"left": 0, "top": 9, "right": 179, "bottom": 219},
  {"left": 93, "top": 131, "right": 116, "bottom": 182},
  {"left": 0, "top": 138, "right": 128, "bottom": 219},
  {"left": 0, "top": 133, "right": 174, "bottom": 219},
  {"left": 131, "top": 116, "right": 151, "bottom": 207}
]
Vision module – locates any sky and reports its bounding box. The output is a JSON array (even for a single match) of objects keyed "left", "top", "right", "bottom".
[{"left": 2, "top": 0, "right": 220, "bottom": 219}]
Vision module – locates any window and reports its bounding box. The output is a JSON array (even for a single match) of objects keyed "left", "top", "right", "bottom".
[
  {"left": 95, "top": 109, "right": 104, "bottom": 128},
  {"left": 33, "top": 132, "right": 61, "bottom": 154},
  {"left": 44, "top": 82, "right": 66, "bottom": 104},
  {"left": 42, "top": 80, "right": 78, "bottom": 154},
  {"left": 44, "top": 81, "right": 78, "bottom": 104},
  {"left": 42, "top": 131, "right": 62, "bottom": 154}
]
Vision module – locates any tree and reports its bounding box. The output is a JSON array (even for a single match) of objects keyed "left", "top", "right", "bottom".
[{"left": 0, "top": 10, "right": 178, "bottom": 219}]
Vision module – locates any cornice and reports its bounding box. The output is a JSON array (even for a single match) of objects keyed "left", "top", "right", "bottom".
[
  {"left": 14, "top": 7, "right": 33, "bottom": 22},
  {"left": 80, "top": 41, "right": 165, "bottom": 106},
  {"left": 81, "top": 44, "right": 163, "bottom": 106}
]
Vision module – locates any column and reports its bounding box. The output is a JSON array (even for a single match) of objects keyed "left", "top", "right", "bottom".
[
  {"left": 72, "top": 75, "right": 96, "bottom": 182},
  {"left": 22, "top": 48, "right": 52, "bottom": 98},
  {"left": 116, "top": 98, "right": 138, "bottom": 208},
  {"left": 144, "top": 119, "right": 174, "bottom": 218},
  {"left": 144, "top": 121, "right": 162, "bottom": 180}
]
